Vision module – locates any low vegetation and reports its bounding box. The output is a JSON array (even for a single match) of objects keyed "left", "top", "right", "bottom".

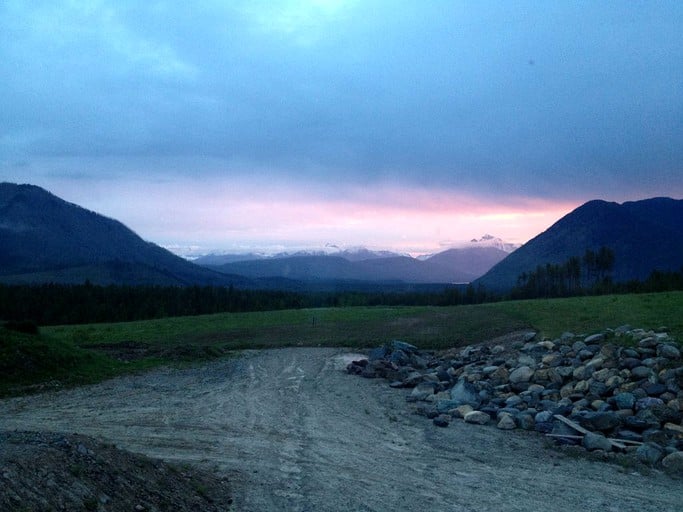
[{"left": 1, "top": 291, "right": 681, "bottom": 396}]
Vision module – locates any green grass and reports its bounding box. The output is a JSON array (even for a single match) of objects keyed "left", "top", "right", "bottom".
[
  {"left": 3, "top": 291, "right": 681, "bottom": 396},
  {"left": 0, "top": 328, "right": 161, "bottom": 396},
  {"left": 493, "top": 291, "right": 683, "bottom": 340},
  {"left": 44, "top": 305, "right": 531, "bottom": 352}
]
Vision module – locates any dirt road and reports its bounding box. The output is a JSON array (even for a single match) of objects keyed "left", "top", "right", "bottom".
[{"left": 1, "top": 348, "right": 682, "bottom": 511}]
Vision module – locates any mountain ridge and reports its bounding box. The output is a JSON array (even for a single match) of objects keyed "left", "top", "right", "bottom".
[
  {"left": 475, "top": 197, "right": 683, "bottom": 291},
  {"left": 0, "top": 183, "right": 237, "bottom": 286}
]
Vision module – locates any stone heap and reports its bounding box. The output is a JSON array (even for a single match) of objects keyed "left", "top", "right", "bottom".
[{"left": 346, "top": 327, "right": 683, "bottom": 472}]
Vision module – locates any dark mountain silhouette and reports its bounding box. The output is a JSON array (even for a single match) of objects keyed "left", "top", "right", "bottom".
[
  {"left": 475, "top": 197, "right": 683, "bottom": 291},
  {"left": 193, "top": 247, "right": 405, "bottom": 266},
  {"left": 0, "top": 183, "right": 241, "bottom": 286},
  {"left": 423, "top": 247, "right": 509, "bottom": 279},
  {"left": 0, "top": 182, "right": 512, "bottom": 287},
  {"left": 206, "top": 246, "right": 509, "bottom": 284}
]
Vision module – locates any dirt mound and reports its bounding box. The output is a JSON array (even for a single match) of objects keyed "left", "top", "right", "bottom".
[{"left": 0, "top": 431, "right": 233, "bottom": 512}]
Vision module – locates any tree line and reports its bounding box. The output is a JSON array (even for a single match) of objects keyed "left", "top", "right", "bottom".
[
  {"left": 511, "top": 247, "right": 616, "bottom": 299},
  {"left": 511, "top": 247, "right": 683, "bottom": 299},
  {"left": 0, "top": 281, "right": 492, "bottom": 326},
  {"left": 1, "top": 246, "right": 681, "bottom": 326}
]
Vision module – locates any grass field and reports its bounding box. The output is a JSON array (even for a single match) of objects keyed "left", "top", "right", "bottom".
[{"left": 2, "top": 291, "right": 682, "bottom": 395}]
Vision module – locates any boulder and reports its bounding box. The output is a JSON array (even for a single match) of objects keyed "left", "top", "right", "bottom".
[
  {"left": 464, "top": 411, "right": 490, "bottom": 425},
  {"left": 614, "top": 392, "right": 636, "bottom": 410},
  {"left": 390, "top": 340, "right": 418, "bottom": 353},
  {"left": 583, "top": 431, "right": 612, "bottom": 452},
  {"left": 452, "top": 404, "right": 474, "bottom": 419},
  {"left": 657, "top": 344, "right": 681, "bottom": 360},
  {"left": 433, "top": 414, "right": 451, "bottom": 428},
  {"left": 509, "top": 366, "right": 534, "bottom": 384},
  {"left": 409, "top": 382, "right": 436, "bottom": 401},
  {"left": 577, "top": 411, "right": 621, "bottom": 432},
  {"left": 449, "top": 379, "right": 481, "bottom": 408},
  {"left": 662, "top": 451, "right": 683, "bottom": 474},
  {"left": 516, "top": 413, "right": 536, "bottom": 430},
  {"left": 497, "top": 413, "right": 517, "bottom": 430},
  {"left": 635, "top": 442, "right": 665, "bottom": 465},
  {"left": 584, "top": 333, "right": 604, "bottom": 344},
  {"left": 631, "top": 366, "right": 653, "bottom": 379}
]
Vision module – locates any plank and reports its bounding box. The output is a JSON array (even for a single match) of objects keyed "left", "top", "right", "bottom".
[{"left": 552, "top": 414, "right": 627, "bottom": 450}]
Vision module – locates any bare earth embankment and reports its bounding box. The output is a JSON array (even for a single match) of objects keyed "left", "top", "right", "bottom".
[{"left": 2, "top": 348, "right": 682, "bottom": 511}]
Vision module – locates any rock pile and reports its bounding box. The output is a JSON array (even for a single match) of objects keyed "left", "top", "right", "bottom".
[{"left": 347, "top": 328, "right": 683, "bottom": 472}]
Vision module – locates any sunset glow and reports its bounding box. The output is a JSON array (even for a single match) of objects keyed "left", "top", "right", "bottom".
[{"left": 2, "top": 2, "right": 681, "bottom": 256}]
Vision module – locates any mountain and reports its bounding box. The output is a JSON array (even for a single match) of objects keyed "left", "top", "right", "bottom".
[
  {"left": 193, "top": 253, "right": 269, "bottom": 265},
  {"left": 469, "top": 234, "right": 520, "bottom": 253},
  {"left": 0, "top": 182, "right": 518, "bottom": 288},
  {"left": 209, "top": 254, "right": 473, "bottom": 283},
  {"left": 475, "top": 197, "right": 683, "bottom": 291},
  {"left": 193, "top": 247, "right": 404, "bottom": 266},
  {"left": 206, "top": 246, "right": 510, "bottom": 284},
  {"left": 423, "top": 246, "right": 510, "bottom": 279},
  {"left": 0, "top": 183, "right": 240, "bottom": 286}
]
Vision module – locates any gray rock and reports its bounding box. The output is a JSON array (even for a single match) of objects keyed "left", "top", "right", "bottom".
[
  {"left": 489, "top": 366, "right": 509, "bottom": 386},
  {"left": 614, "top": 392, "right": 636, "bottom": 410},
  {"left": 642, "top": 382, "right": 667, "bottom": 397},
  {"left": 636, "top": 442, "right": 665, "bottom": 465},
  {"left": 658, "top": 344, "right": 681, "bottom": 359},
  {"left": 572, "top": 365, "right": 591, "bottom": 380},
  {"left": 435, "top": 399, "right": 461, "bottom": 413},
  {"left": 572, "top": 340, "right": 587, "bottom": 352},
  {"left": 642, "top": 429, "right": 668, "bottom": 445},
  {"left": 535, "top": 410, "right": 554, "bottom": 423},
  {"left": 505, "top": 395, "right": 523, "bottom": 407},
  {"left": 631, "top": 366, "right": 653, "bottom": 379},
  {"left": 449, "top": 379, "right": 481, "bottom": 408},
  {"left": 638, "top": 337, "right": 658, "bottom": 349},
  {"left": 620, "top": 357, "right": 642, "bottom": 370},
  {"left": 661, "top": 451, "right": 683, "bottom": 474},
  {"left": 578, "top": 349, "right": 594, "bottom": 360},
  {"left": 516, "top": 413, "right": 536, "bottom": 430},
  {"left": 588, "top": 381, "right": 609, "bottom": 397},
  {"left": 635, "top": 396, "right": 664, "bottom": 411},
  {"left": 578, "top": 411, "right": 621, "bottom": 432},
  {"left": 497, "top": 413, "right": 517, "bottom": 430},
  {"left": 433, "top": 414, "right": 451, "bottom": 428},
  {"left": 583, "top": 431, "right": 612, "bottom": 451},
  {"left": 368, "top": 346, "right": 389, "bottom": 361},
  {"left": 390, "top": 340, "right": 418, "bottom": 353},
  {"left": 509, "top": 366, "right": 534, "bottom": 384},
  {"left": 390, "top": 349, "right": 410, "bottom": 366},
  {"left": 402, "top": 371, "right": 424, "bottom": 387},
  {"left": 464, "top": 410, "right": 490, "bottom": 425},
  {"left": 584, "top": 333, "right": 604, "bottom": 344},
  {"left": 410, "top": 382, "right": 436, "bottom": 401}
]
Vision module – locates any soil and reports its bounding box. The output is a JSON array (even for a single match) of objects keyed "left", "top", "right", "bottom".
[{"left": 2, "top": 347, "right": 683, "bottom": 511}]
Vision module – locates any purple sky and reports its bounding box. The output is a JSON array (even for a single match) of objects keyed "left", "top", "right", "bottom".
[{"left": 1, "top": 1, "right": 681, "bottom": 255}]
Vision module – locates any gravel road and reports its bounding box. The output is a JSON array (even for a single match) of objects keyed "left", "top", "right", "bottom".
[{"left": 2, "top": 348, "right": 682, "bottom": 511}]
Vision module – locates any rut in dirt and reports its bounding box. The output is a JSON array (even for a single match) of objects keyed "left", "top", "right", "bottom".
[{"left": 1, "top": 348, "right": 682, "bottom": 512}]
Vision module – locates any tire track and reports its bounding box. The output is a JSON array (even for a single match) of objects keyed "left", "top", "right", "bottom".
[{"left": 1, "top": 348, "right": 682, "bottom": 511}]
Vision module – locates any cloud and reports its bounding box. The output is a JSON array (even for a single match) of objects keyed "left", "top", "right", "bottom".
[{"left": 1, "top": 1, "right": 682, "bottom": 252}]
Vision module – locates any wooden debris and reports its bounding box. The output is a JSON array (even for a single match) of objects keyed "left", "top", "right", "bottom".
[{"left": 552, "top": 414, "right": 627, "bottom": 450}]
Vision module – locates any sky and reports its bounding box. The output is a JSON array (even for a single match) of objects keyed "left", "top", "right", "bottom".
[{"left": 1, "top": 1, "right": 682, "bottom": 256}]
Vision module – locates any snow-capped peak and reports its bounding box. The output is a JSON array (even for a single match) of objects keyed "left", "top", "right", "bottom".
[{"left": 468, "top": 234, "right": 520, "bottom": 253}]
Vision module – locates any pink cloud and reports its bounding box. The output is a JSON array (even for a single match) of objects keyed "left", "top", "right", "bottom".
[{"left": 32, "top": 173, "right": 579, "bottom": 254}]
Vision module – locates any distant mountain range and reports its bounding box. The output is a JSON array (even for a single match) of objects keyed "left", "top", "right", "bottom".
[
  {"left": 195, "top": 245, "right": 511, "bottom": 284},
  {"left": 2, "top": 183, "right": 679, "bottom": 292},
  {"left": 0, "top": 183, "right": 510, "bottom": 287},
  {"left": 475, "top": 197, "right": 683, "bottom": 291}
]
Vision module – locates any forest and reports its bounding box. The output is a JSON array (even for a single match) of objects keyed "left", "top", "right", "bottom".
[{"left": 1, "top": 246, "right": 682, "bottom": 327}]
